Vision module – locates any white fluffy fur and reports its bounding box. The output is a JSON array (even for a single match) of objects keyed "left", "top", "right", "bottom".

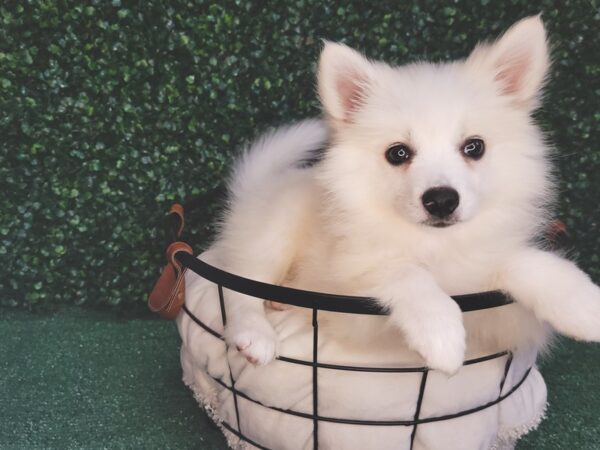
[{"left": 213, "top": 16, "right": 600, "bottom": 373}]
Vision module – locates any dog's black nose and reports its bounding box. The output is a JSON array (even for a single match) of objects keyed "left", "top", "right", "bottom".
[{"left": 422, "top": 187, "right": 459, "bottom": 218}]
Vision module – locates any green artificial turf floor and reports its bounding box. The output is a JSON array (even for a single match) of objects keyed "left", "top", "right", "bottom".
[{"left": 1, "top": 307, "right": 599, "bottom": 449}]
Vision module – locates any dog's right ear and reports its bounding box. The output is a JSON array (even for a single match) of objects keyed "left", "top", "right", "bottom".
[{"left": 318, "top": 42, "right": 375, "bottom": 122}]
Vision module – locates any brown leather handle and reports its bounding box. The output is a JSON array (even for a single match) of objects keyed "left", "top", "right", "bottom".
[
  {"left": 545, "top": 219, "right": 569, "bottom": 250},
  {"left": 148, "top": 203, "right": 194, "bottom": 319},
  {"left": 168, "top": 203, "right": 185, "bottom": 239}
]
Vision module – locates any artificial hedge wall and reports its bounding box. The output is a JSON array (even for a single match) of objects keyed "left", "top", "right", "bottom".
[{"left": 1, "top": 1, "right": 599, "bottom": 308}]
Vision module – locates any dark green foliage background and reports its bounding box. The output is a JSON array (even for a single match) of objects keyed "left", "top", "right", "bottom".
[{"left": 2, "top": 1, "right": 599, "bottom": 307}]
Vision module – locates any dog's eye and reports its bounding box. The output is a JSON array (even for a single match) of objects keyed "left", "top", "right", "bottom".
[
  {"left": 461, "top": 138, "right": 485, "bottom": 160},
  {"left": 385, "top": 143, "right": 412, "bottom": 166}
]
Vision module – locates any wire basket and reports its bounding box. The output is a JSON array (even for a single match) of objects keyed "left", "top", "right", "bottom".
[{"left": 175, "top": 251, "right": 532, "bottom": 450}]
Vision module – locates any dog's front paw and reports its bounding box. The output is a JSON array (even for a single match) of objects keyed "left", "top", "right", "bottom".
[
  {"left": 549, "top": 282, "right": 600, "bottom": 342},
  {"left": 414, "top": 318, "right": 466, "bottom": 375},
  {"left": 225, "top": 312, "right": 278, "bottom": 365},
  {"left": 390, "top": 297, "right": 466, "bottom": 375}
]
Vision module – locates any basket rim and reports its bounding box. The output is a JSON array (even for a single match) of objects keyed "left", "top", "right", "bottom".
[{"left": 175, "top": 251, "right": 514, "bottom": 315}]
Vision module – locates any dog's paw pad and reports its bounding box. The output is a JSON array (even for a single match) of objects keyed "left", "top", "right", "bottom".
[
  {"left": 230, "top": 328, "right": 277, "bottom": 365},
  {"left": 266, "top": 301, "right": 292, "bottom": 311},
  {"left": 235, "top": 341, "right": 250, "bottom": 352},
  {"left": 226, "top": 315, "right": 278, "bottom": 366}
]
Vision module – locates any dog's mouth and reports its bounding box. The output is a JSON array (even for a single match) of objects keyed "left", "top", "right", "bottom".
[{"left": 423, "top": 218, "right": 459, "bottom": 228}]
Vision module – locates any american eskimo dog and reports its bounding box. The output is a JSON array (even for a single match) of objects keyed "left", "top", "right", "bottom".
[{"left": 211, "top": 15, "right": 600, "bottom": 374}]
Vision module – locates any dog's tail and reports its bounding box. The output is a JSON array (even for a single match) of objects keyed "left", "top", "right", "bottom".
[{"left": 228, "top": 119, "right": 328, "bottom": 202}]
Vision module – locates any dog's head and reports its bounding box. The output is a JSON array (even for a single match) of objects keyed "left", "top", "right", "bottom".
[{"left": 318, "top": 16, "right": 552, "bottom": 233}]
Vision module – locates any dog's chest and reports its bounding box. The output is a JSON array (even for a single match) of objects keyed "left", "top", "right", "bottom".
[
  {"left": 292, "top": 230, "right": 505, "bottom": 296},
  {"left": 426, "top": 254, "right": 500, "bottom": 294}
]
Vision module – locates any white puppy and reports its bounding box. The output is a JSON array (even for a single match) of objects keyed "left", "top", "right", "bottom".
[{"left": 212, "top": 16, "right": 600, "bottom": 374}]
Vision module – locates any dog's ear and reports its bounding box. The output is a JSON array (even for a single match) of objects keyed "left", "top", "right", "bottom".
[
  {"left": 466, "top": 15, "right": 549, "bottom": 109},
  {"left": 318, "top": 42, "right": 375, "bottom": 122}
]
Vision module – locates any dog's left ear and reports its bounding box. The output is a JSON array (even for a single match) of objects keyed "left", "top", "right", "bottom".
[{"left": 466, "top": 15, "right": 549, "bottom": 109}]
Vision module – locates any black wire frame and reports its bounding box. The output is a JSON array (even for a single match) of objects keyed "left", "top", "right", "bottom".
[{"left": 176, "top": 252, "right": 531, "bottom": 450}]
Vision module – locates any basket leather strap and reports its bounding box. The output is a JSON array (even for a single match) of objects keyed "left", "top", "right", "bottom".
[{"left": 148, "top": 203, "right": 193, "bottom": 319}]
